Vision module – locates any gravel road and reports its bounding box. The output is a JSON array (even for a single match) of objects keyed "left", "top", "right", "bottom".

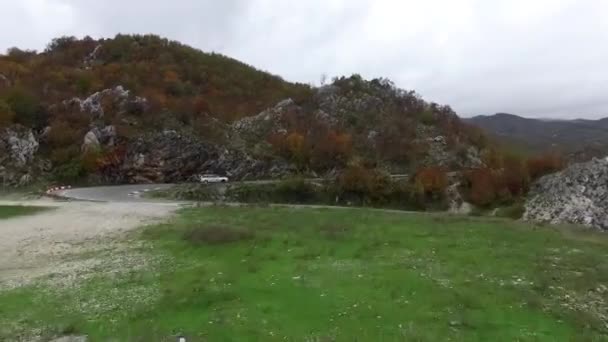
[{"left": 0, "top": 198, "right": 178, "bottom": 289}]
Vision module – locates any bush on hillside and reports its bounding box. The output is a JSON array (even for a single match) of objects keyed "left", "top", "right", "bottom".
[
  {"left": 2, "top": 87, "right": 46, "bottom": 128},
  {"left": 464, "top": 168, "right": 499, "bottom": 207},
  {"left": 495, "top": 202, "right": 525, "bottom": 220},
  {"left": 0, "top": 99, "right": 15, "bottom": 127},
  {"left": 333, "top": 165, "right": 423, "bottom": 209},
  {"left": 53, "top": 160, "right": 85, "bottom": 182},
  {"left": 413, "top": 167, "right": 448, "bottom": 199}
]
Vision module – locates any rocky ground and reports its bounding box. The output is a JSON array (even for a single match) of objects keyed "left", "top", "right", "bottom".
[{"left": 524, "top": 157, "right": 608, "bottom": 230}]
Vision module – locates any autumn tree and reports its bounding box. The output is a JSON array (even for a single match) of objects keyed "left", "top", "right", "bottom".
[
  {"left": 501, "top": 155, "right": 529, "bottom": 197},
  {"left": 338, "top": 164, "right": 375, "bottom": 194},
  {"left": 527, "top": 153, "right": 564, "bottom": 180},
  {"left": 285, "top": 132, "right": 308, "bottom": 168},
  {"left": 310, "top": 130, "right": 352, "bottom": 170},
  {"left": 413, "top": 167, "right": 449, "bottom": 199},
  {"left": 466, "top": 168, "right": 497, "bottom": 207}
]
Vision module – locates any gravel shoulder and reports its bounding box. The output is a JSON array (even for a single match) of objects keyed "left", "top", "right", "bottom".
[{"left": 0, "top": 198, "right": 178, "bottom": 289}]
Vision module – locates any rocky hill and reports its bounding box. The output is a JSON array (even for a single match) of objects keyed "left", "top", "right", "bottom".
[
  {"left": 0, "top": 34, "right": 487, "bottom": 186},
  {"left": 465, "top": 113, "right": 608, "bottom": 160},
  {"left": 524, "top": 158, "right": 608, "bottom": 230}
]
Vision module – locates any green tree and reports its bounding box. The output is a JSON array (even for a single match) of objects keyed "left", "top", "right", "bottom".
[{"left": 3, "top": 88, "right": 44, "bottom": 128}]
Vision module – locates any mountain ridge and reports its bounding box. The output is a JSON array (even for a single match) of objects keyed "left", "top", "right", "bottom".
[{"left": 465, "top": 113, "right": 608, "bottom": 159}]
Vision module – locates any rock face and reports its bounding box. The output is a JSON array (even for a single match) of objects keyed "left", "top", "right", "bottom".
[
  {"left": 81, "top": 125, "right": 116, "bottom": 152},
  {"left": 0, "top": 125, "right": 39, "bottom": 167},
  {"left": 446, "top": 182, "right": 473, "bottom": 215},
  {"left": 524, "top": 158, "right": 608, "bottom": 230},
  {"left": 232, "top": 98, "right": 301, "bottom": 141},
  {"left": 83, "top": 44, "right": 102, "bottom": 68},
  {"left": 0, "top": 125, "right": 45, "bottom": 186},
  {"left": 81, "top": 131, "right": 100, "bottom": 152},
  {"left": 103, "top": 131, "right": 294, "bottom": 184},
  {"left": 64, "top": 86, "right": 147, "bottom": 119}
]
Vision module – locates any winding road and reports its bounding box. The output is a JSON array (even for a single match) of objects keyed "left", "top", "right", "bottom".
[
  {"left": 53, "top": 183, "right": 425, "bottom": 217},
  {"left": 54, "top": 175, "right": 411, "bottom": 203}
]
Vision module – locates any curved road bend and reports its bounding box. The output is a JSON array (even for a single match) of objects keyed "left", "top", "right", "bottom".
[
  {"left": 56, "top": 184, "right": 177, "bottom": 203},
  {"left": 55, "top": 183, "right": 423, "bottom": 216},
  {"left": 55, "top": 175, "right": 414, "bottom": 203}
]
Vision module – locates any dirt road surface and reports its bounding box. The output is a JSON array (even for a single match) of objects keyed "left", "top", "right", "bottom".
[{"left": 0, "top": 199, "right": 178, "bottom": 289}]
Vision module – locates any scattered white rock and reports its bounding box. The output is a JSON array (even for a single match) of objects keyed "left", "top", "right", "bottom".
[
  {"left": 81, "top": 130, "right": 100, "bottom": 153},
  {"left": 524, "top": 158, "right": 608, "bottom": 230}
]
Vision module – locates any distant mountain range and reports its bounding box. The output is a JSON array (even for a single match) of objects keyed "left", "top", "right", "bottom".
[{"left": 465, "top": 113, "right": 608, "bottom": 160}]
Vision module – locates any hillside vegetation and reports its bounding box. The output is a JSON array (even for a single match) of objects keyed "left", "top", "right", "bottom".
[
  {"left": 0, "top": 35, "right": 481, "bottom": 177},
  {"left": 0, "top": 35, "right": 565, "bottom": 209}
]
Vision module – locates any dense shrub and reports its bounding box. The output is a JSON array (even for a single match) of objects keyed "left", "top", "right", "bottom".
[
  {"left": 2, "top": 88, "right": 45, "bottom": 128},
  {"left": 495, "top": 202, "right": 525, "bottom": 220},
  {"left": 269, "top": 130, "right": 353, "bottom": 172},
  {"left": 413, "top": 167, "right": 448, "bottom": 199},
  {"left": 154, "top": 170, "right": 431, "bottom": 211},
  {"left": 274, "top": 177, "right": 319, "bottom": 203},
  {"left": 337, "top": 164, "right": 379, "bottom": 195},
  {"left": 225, "top": 178, "right": 322, "bottom": 204},
  {"left": 419, "top": 110, "right": 437, "bottom": 125},
  {"left": 81, "top": 149, "right": 103, "bottom": 173},
  {"left": 496, "top": 154, "right": 530, "bottom": 198},
  {"left": 53, "top": 160, "right": 85, "bottom": 182},
  {"left": 333, "top": 165, "right": 423, "bottom": 209},
  {"left": 464, "top": 156, "right": 529, "bottom": 208},
  {"left": 0, "top": 99, "right": 14, "bottom": 127},
  {"left": 464, "top": 168, "right": 499, "bottom": 207}
]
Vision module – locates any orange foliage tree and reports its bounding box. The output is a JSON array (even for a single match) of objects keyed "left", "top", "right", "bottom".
[
  {"left": 311, "top": 130, "right": 352, "bottom": 169},
  {"left": 338, "top": 164, "right": 376, "bottom": 194},
  {"left": 527, "top": 153, "right": 565, "bottom": 180},
  {"left": 466, "top": 168, "right": 497, "bottom": 207},
  {"left": 414, "top": 167, "right": 449, "bottom": 198},
  {"left": 269, "top": 129, "right": 353, "bottom": 172}
]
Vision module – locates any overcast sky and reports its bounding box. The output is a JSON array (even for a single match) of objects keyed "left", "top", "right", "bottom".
[{"left": 1, "top": 0, "right": 607, "bottom": 119}]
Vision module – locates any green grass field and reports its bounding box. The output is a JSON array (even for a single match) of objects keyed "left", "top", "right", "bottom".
[
  {"left": 0, "top": 205, "right": 51, "bottom": 219},
  {"left": 1, "top": 207, "right": 608, "bottom": 341}
]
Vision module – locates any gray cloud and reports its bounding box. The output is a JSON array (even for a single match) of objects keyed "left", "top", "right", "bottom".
[{"left": 1, "top": 0, "right": 607, "bottom": 118}]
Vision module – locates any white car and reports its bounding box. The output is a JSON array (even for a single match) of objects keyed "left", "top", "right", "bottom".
[{"left": 197, "top": 174, "right": 229, "bottom": 184}]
